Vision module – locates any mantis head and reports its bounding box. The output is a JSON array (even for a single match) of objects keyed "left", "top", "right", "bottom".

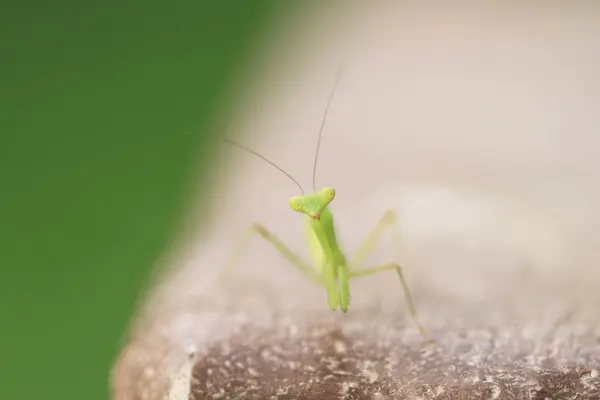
[{"left": 289, "top": 187, "right": 336, "bottom": 220}]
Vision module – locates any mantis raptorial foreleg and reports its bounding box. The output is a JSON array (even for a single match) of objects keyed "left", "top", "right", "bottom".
[
  {"left": 217, "top": 223, "right": 324, "bottom": 287},
  {"left": 349, "top": 209, "right": 434, "bottom": 341}
]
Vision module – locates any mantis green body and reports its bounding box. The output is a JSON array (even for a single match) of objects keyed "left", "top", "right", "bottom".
[{"left": 219, "top": 69, "right": 431, "bottom": 340}]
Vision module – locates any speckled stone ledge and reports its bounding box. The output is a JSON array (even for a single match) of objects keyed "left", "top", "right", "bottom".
[
  {"left": 189, "top": 314, "right": 600, "bottom": 399},
  {"left": 112, "top": 270, "right": 600, "bottom": 400}
]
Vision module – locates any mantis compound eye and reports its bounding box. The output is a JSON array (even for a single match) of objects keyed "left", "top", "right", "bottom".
[
  {"left": 289, "top": 197, "right": 303, "bottom": 212},
  {"left": 319, "top": 187, "right": 336, "bottom": 203}
]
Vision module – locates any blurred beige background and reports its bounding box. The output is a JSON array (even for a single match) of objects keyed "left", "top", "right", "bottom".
[{"left": 113, "top": 3, "right": 600, "bottom": 398}]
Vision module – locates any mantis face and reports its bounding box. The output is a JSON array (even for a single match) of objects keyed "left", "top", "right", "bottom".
[{"left": 289, "top": 187, "right": 336, "bottom": 220}]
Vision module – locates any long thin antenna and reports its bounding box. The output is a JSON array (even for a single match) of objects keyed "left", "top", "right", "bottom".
[
  {"left": 312, "top": 66, "right": 345, "bottom": 191},
  {"left": 224, "top": 138, "right": 305, "bottom": 194}
]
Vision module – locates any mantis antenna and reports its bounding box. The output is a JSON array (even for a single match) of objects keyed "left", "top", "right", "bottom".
[
  {"left": 223, "top": 138, "right": 306, "bottom": 194},
  {"left": 225, "top": 66, "right": 344, "bottom": 195},
  {"left": 311, "top": 66, "right": 345, "bottom": 192}
]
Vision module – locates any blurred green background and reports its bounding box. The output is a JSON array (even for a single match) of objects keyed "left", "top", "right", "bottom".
[{"left": 0, "top": 2, "right": 288, "bottom": 399}]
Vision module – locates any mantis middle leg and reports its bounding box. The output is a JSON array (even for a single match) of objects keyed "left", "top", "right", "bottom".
[{"left": 349, "top": 210, "right": 434, "bottom": 341}]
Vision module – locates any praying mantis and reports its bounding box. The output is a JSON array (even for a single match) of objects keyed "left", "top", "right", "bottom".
[{"left": 218, "top": 68, "right": 432, "bottom": 341}]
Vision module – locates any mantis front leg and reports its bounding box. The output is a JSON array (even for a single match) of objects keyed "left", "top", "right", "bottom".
[
  {"left": 217, "top": 223, "right": 324, "bottom": 287},
  {"left": 349, "top": 210, "right": 434, "bottom": 342}
]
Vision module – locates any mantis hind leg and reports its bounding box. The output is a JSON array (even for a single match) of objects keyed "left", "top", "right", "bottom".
[
  {"left": 349, "top": 210, "right": 434, "bottom": 342},
  {"left": 217, "top": 223, "right": 324, "bottom": 287}
]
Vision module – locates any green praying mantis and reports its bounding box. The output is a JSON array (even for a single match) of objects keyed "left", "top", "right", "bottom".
[{"left": 218, "top": 69, "right": 433, "bottom": 341}]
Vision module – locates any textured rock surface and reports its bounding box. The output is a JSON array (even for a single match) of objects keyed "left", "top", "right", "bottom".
[
  {"left": 186, "top": 276, "right": 600, "bottom": 400},
  {"left": 191, "top": 326, "right": 600, "bottom": 400},
  {"left": 113, "top": 270, "right": 600, "bottom": 399}
]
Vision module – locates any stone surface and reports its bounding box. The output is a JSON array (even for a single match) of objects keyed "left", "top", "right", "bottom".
[
  {"left": 113, "top": 270, "right": 600, "bottom": 399},
  {"left": 190, "top": 327, "right": 600, "bottom": 400},
  {"left": 185, "top": 276, "right": 600, "bottom": 400}
]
